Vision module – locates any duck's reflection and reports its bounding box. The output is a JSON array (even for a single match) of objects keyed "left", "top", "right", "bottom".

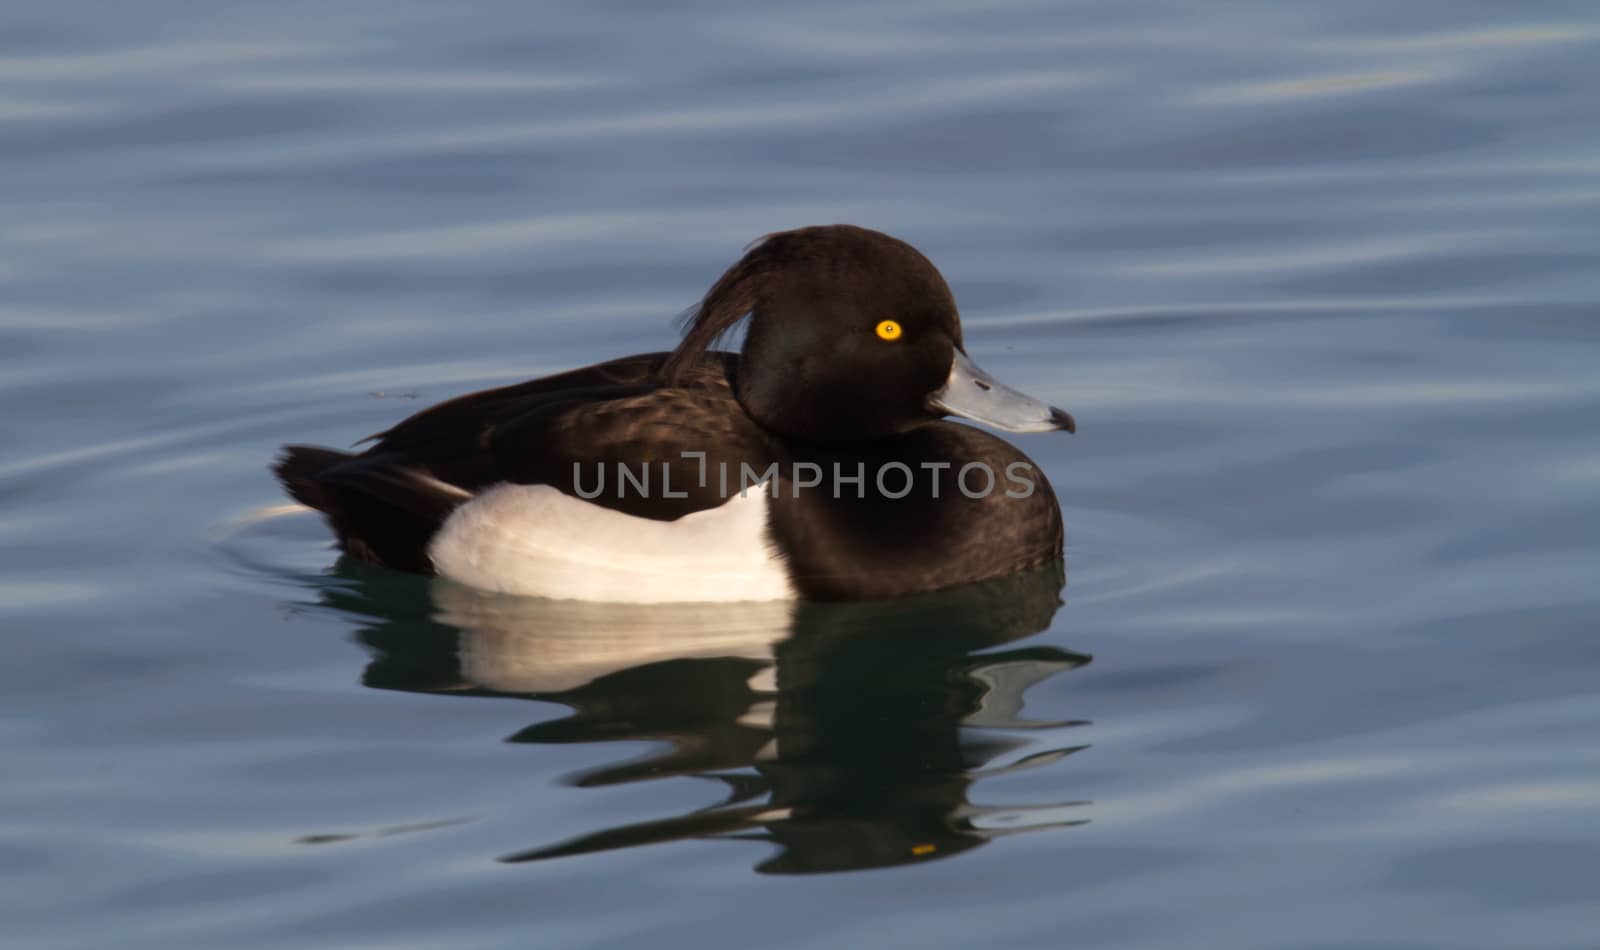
[{"left": 324, "top": 563, "right": 1091, "bottom": 874}]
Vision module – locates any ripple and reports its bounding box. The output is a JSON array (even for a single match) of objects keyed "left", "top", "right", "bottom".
[{"left": 1188, "top": 68, "right": 1450, "bottom": 106}]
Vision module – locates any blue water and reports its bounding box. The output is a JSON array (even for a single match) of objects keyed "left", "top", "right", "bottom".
[{"left": 4, "top": 2, "right": 1599, "bottom": 947}]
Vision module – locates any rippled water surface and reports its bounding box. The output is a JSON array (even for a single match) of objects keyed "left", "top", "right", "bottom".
[{"left": 4, "top": 2, "right": 1599, "bottom": 947}]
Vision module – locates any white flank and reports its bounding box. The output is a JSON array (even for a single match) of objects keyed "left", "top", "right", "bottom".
[{"left": 428, "top": 483, "right": 795, "bottom": 603}]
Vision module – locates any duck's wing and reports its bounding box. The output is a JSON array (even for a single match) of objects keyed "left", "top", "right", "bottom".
[
  {"left": 275, "top": 352, "right": 764, "bottom": 570},
  {"left": 485, "top": 382, "right": 774, "bottom": 521},
  {"left": 356, "top": 353, "right": 670, "bottom": 486}
]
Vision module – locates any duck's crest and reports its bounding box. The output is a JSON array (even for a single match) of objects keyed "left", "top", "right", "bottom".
[
  {"left": 659, "top": 224, "right": 929, "bottom": 386},
  {"left": 657, "top": 234, "right": 778, "bottom": 385}
]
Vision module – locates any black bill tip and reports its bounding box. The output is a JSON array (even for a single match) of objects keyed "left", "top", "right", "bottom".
[{"left": 1050, "top": 407, "right": 1077, "bottom": 434}]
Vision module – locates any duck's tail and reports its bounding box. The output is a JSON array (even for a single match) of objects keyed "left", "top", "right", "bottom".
[
  {"left": 274, "top": 444, "right": 354, "bottom": 512},
  {"left": 273, "top": 445, "right": 469, "bottom": 573}
]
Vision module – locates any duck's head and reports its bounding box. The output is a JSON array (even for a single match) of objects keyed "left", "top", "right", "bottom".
[{"left": 661, "top": 224, "right": 1076, "bottom": 442}]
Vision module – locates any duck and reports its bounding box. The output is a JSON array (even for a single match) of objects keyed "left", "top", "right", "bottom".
[{"left": 275, "top": 224, "right": 1075, "bottom": 603}]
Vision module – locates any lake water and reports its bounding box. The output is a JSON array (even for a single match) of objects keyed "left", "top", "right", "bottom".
[{"left": 3, "top": 2, "right": 1598, "bottom": 947}]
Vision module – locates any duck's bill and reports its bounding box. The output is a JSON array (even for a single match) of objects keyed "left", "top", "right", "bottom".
[{"left": 927, "top": 350, "right": 1076, "bottom": 434}]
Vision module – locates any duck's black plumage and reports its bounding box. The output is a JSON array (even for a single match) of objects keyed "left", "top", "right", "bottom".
[{"left": 276, "top": 225, "right": 1073, "bottom": 601}]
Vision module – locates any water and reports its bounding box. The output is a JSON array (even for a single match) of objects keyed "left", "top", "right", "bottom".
[{"left": 3, "top": 1, "right": 1598, "bottom": 947}]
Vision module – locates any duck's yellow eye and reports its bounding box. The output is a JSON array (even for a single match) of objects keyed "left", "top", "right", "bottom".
[{"left": 875, "top": 319, "right": 903, "bottom": 341}]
